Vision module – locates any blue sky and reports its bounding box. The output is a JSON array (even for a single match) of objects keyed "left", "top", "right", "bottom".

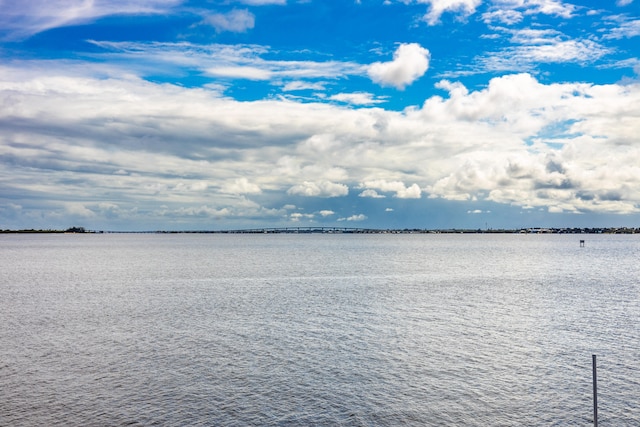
[{"left": 1, "top": 0, "right": 639, "bottom": 231}]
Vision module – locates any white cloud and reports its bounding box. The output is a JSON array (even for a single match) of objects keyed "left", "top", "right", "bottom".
[
  {"left": 207, "top": 66, "right": 272, "bottom": 80},
  {"left": 239, "top": 0, "right": 286, "bottom": 4},
  {"left": 290, "top": 212, "right": 314, "bottom": 221},
  {"left": 421, "top": 74, "right": 640, "bottom": 212},
  {"left": 487, "top": 0, "right": 576, "bottom": 21},
  {"left": 523, "top": 0, "right": 576, "bottom": 18},
  {"left": 202, "top": 9, "right": 255, "bottom": 33},
  {"left": 329, "top": 92, "right": 385, "bottom": 105},
  {"left": 172, "top": 205, "right": 232, "bottom": 218},
  {"left": 361, "top": 180, "right": 422, "bottom": 198},
  {"left": 482, "top": 9, "right": 523, "bottom": 24},
  {"left": 287, "top": 181, "right": 349, "bottom": 197},
  {"left": 476, "top": 28, "right": 611, "bottom": 73},
  {"left": 318, "top": 210, "right": 335, "bottom": 217},
  {"left": 411, "top": 0, "right": 481, "bottom": 25},
  {"left": 65, "top": 203, "right": 97, "bottom": 218},
  {"left": 2, "top": 64, "right": 640, "bottom": 227},
  {"left": 359, "top": 189, "right": 386, "bottom": 198},
  {"left": 339, "top": 214, "right": 368, "bottom": 222},
  {"left": 616, "top": 0, "right": 634, "bottom": 5},
  {"left": 282, "top": 81, "right": 326, "bottom": 91},
  {"left": 509, "top": 28, "right": 561, "bottom": 45},
  {"left": 174, "top": 181, "right": 209, "bottom": 192},
  {"left": 398, "top": 184, "right": 422, "bottom": 199},
  {"left": 0, "top": 0, "right": 180, "bottom": 40},
  {"left": 604, "top": 19, "right": 640, "bottom": 40},
  {"left": 367, "top": 43, "right": 430, "bottom": 90},
  {"left": 516, "top": 39, "right": 608, "bottom": 63},
  {"left": 222, "top": 177, "right": 262, "bottom": 194},
  {"left": 88, "top": 41, "right": 365, "bottom": 84}
]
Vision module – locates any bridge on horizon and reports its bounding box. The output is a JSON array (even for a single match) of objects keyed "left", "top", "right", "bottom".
[{"left": 220, "top": 226, "right": 384, "bottom": 234}]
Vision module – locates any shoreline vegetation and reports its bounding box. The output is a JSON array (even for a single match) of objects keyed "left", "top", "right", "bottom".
[{"left": 2, "top": 226, "right": 640, "bottom": 234}]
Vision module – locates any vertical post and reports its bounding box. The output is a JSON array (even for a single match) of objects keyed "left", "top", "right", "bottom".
[{"left": 592, "top": 354, "right": 598, "bottom": 427}]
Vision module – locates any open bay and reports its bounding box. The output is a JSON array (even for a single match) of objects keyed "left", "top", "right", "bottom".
[{"left": 1, "top": 233, "right": 639, "bottom": 425}]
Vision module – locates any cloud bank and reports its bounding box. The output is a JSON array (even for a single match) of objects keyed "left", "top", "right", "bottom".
[{"left": 2, "top": 64, "right": 639, "bottom": 229}]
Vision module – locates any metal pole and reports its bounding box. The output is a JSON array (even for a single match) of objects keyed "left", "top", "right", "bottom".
[{"left": 593, "top": 354, "right": 598, "bottom": 427}]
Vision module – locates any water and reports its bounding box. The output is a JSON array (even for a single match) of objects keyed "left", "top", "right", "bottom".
[{"left": 1, "top": 233, "right": 639, "bottom": 426}]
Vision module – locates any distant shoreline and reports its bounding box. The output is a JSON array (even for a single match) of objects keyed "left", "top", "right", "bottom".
[{"left": 2, "top": 227, "right": 640, "bottom": 234}]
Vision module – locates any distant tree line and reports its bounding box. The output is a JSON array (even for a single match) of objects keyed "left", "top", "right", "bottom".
[
  {"left": 65, "top": 226, "right": 86, "bottom": 233},
  {"left": 1, "top": 226, "right": 88, "bottom": 233}
]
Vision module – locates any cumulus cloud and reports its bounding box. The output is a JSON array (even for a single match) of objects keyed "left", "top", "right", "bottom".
[
  {"left": 421, "top": 74, "right": 640, "bottom": 213},
  {"left": 367, "top": 43, "right": 430, "bottom": 90},
  {"left": 287, "top": 181, "right": 349, "bottom": 197},
  {"left": 359, "top": 189, "right": 386, "bottom": 198},
  {"left": 398, "top": 184, "right": 422, "bottom": 199},
  {"left": 202, "top": 9, "right": 255, "bottom": 33},
  {"left": 2, "top": 64, "right": 640, "bottom": 229},
  {"left": 361, "top": 180, "right": 422, "bottom": 198}
]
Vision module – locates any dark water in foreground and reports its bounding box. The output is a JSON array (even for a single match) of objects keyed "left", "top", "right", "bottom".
[{"left": 1, "top": 233, "right": 639, "bottom": 426}]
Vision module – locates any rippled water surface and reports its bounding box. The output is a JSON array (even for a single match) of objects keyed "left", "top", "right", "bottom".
[{"left": 1, "top": 233, "right": 639, "bottom": 426}]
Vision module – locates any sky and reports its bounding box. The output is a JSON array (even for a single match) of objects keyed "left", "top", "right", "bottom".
[{"left": 1, "top": 0, "right": 639, "bottom": 231}]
